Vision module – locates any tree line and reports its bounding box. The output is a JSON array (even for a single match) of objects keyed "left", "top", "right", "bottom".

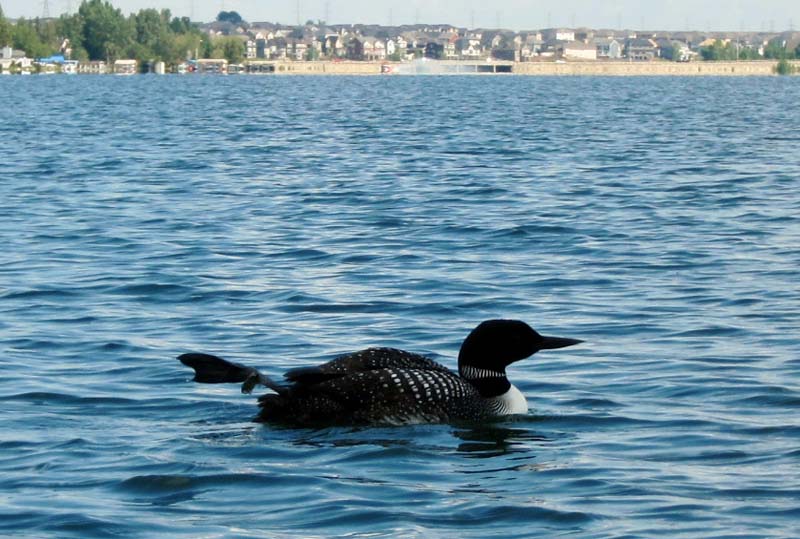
[
  {"left": 0, "top": 0, "right": 246, "bottom": 65},
  {"left": 699, "top": 39, "right": 799, "bottom": 61}
]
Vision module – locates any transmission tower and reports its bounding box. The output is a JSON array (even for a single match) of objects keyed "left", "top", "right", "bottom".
[{"left": 41, "top": 0, "right": 50, "bottom": 19}]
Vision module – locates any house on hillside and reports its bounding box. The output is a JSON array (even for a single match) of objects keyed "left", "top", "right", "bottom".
[
  {"left": 245, "top": 39, "right": 256, "bottom": 59},
  {"left": 346, "top": 37, "right": 364, "bottom": 60},
  {"left": 456, "top": 37, "right": 483, "bottom": 59},
  {"left": 625, "top": 38, "right": 659, "bottom": 60},
  {"left": 0, "top": 46, "right": 32, "bottom": 72},
  {"left": 424, "top": 41, "right": 444, "bottom": 59},
  {"left": 518, "top": 33, "right": 543, "bottom": 60},
  {"left": 443, "top": 36, "right": 458, "bottom": 59},
  {"left": 563, "top": 41, "right": 597, "bottom": 60},
  {"left": 542, "top": 28, "right": 575, "bottom": 42},
  {"left": 595, "top": 37, "right": 623, "bottom": 59}
]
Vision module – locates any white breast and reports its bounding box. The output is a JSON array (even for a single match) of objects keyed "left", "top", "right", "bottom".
[{"left": 490, "top": 383, "right": 528, "bottom": 415}]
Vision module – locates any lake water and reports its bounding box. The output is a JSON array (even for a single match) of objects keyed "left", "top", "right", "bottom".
[{"left": 1, "top": 74, "right": 799, "bottom": 538}]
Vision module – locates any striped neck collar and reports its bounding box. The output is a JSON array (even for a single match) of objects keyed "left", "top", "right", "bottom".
[{"left": 459, "top": 365, "right": 506, "bottom": 380}]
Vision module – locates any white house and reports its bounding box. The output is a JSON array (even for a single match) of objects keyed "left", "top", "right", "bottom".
[
  {"left": 595, "top": 37, "right": 623, "bottom": 59},
  {"left": 245, "top": 39, "right": 257, "bottom": 59},
  {"left": 543, "top": 28, "right": 575, "bottom": 42},
  {"left": 563, "top": 41, "right": 598, "bottom": 60},
  {"left": 456, "top": 37, "right": 482, "bottom": 59},
  {"left": 0, "top": 46, "right": 32, "bottom": 72},
  {"left": 113, "top": 59, "right": 137, "bottom": 75}
]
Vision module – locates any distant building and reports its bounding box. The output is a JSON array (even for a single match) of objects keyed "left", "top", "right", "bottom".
[
  {"left": 0, "top": 46, "right": 32, "bottom": 72},
  {"left": 424, "top": 41, "right": 444, "bottom": 59},
  {"left": 563, "top": 41, "right": 598, "bottom": 60},
  {"left": 113, "top": 59, "right": 137, "bottom": 75},
  {"left": 62, "top": 60, "right": 78, "bottom": 74},
  {"left": 456, "top": 37, "right": 483, "bottom": 59},
  {"left": 595, "top": 37, "right": 623, "bottom": 59},
  {"left": 542, "top": 28, "right": 576, "bottom": 42},
  {"left": 196, "top": 59, "right": 228, "bottom": 74},
  {"left": 78, "top": 60, "right": 108, "bottom": 74},
  {"left": 245, "top": 39, "right": 257, "bottom": 59},
  {"left": 625, "top": 38, "right": 659, "bottom": 61},
  {"left": 346, "top": 37, "right": 365, "bottom": 60}
]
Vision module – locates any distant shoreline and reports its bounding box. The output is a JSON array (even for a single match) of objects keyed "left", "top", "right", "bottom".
[
  {"left": 3, "top": 59, "right": 797, "bottom": 77},
  {"left": 268, "top": 59, "right": 797, "bottom": 76}
]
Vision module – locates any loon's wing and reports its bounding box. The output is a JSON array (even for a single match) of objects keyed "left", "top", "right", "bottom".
[
  {"left": 259, "top": 367, "right": 479, "bottom": 425},
  {"left": 284, "top": 347, "right": 452, "bottom": 386}
]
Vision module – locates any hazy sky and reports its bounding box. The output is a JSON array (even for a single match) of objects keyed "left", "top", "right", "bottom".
[{"left": 4, "top": 0, "right": 799, "bottom": 32}]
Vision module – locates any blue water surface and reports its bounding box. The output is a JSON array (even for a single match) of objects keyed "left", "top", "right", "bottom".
[{"left": 1, "top": 74, "right": 799, "bottom": 538}]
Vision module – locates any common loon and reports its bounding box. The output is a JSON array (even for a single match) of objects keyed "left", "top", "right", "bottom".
[{"left": 178, "top": 319, "right": 581, "bottom": 426}]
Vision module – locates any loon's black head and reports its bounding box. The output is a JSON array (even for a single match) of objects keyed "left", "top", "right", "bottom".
[{"left": 458, "top": 319, "right": 582, "bottom": 396}]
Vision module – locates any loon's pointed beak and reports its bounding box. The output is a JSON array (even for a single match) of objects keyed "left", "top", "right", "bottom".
[{"left": 539, "top": 335, "right": 583, "bottom": 350}]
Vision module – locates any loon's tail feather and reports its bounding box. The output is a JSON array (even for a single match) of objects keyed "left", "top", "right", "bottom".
[
  {"left": 255, "top": 393, "right": 289, "bottom": 423},
  {"left": 177, "top": 353, "right": 286, "bottom": 395}
]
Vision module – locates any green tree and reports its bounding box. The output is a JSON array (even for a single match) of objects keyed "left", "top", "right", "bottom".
[
  {"left": 216, "top": 11, "right": 242, "bottom": 24},
  {"left": 211, "top": 36, "right": 244, "bottom": 63},
  {"left": 12, "top": 18, "right": 52, "bottom": 57},
  {"left": 0, "top": 4, "right": 13, "bottom": 47},
  {"left": 172, "top": 32, "right": 202, "bottom": 61},
  {"left": 775, "top": 58, "right": 797, "bottom": 75},
  {"left": 661, "top": 41, "right": 685, "bottom": 61},
  {"left": 169, "top": 16, "right": 195, "bottom": 35},
  {"left": 131, "top": 8, "right": 177, "bottom": 60},
  {"left": 305, "top": 46, "right": 319, "bottom": 61},
  {"left": 700, "top": 40, "right": 738, "bottom": 61},
  {"left": 764, "top": 40, "right": 795, "bottom": 59},
  {"left": 56, "top": 13, "right": 84, "bottom": 50},
  {"left": 79, "top": 0, "right": 133, "bottom": 60},
  {"left": 35, "top": 17, "right": 59, "bottom": 51},
  {"left": 200, "top": 33, "right": 213, "bottom": 58}
]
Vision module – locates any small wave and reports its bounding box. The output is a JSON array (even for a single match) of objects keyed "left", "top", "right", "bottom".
[
  {"left": 668, "top": 325, "right": 746, "bottom": 338},
  {"left": 490, "top": 223, "right": 578, "bottom": 238},
  {"left": 109, "top": 282, "right": 193, "bottom": 297},
  {"left": 563, "top": 397, "right": 623, "bottom": 409},
  {"left": 416, "top": 503, "right": 597, "bottom": 526},
  {"left": 1, "top": 288, "right": 81, "bottom": 300},
  {"left": 734, "top": 393, "right": 800, "bottom": 407},
  {"left": 0, "top": 392, "right": 135, "bottom": 406},
  {"left": 0, "top": 510, "right": 129, "bottom": 538},
  {"left": 267, "top": 248, "right": 333, "bottom": 261},
  {"left": 118, "top": 472, "right": 313, "bottom": 494}
]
